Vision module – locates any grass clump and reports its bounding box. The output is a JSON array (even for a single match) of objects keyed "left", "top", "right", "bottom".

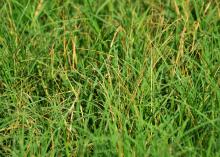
[{"left": 0, "top": 0, "right": 220, "bottom": 156}]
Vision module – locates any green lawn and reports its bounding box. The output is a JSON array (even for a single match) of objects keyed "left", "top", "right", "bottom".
[{"left": 0, "top": 0, "right": 220, "bottom": 156}]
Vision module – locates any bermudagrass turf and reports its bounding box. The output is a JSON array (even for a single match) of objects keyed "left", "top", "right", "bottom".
[{"left": 0, "top": 0, "right": 220, "bottom": 156}]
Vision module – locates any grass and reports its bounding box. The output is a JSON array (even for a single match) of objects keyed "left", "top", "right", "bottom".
[{"left": 0, "top": 0, "right": 220, "bottom": 156}]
